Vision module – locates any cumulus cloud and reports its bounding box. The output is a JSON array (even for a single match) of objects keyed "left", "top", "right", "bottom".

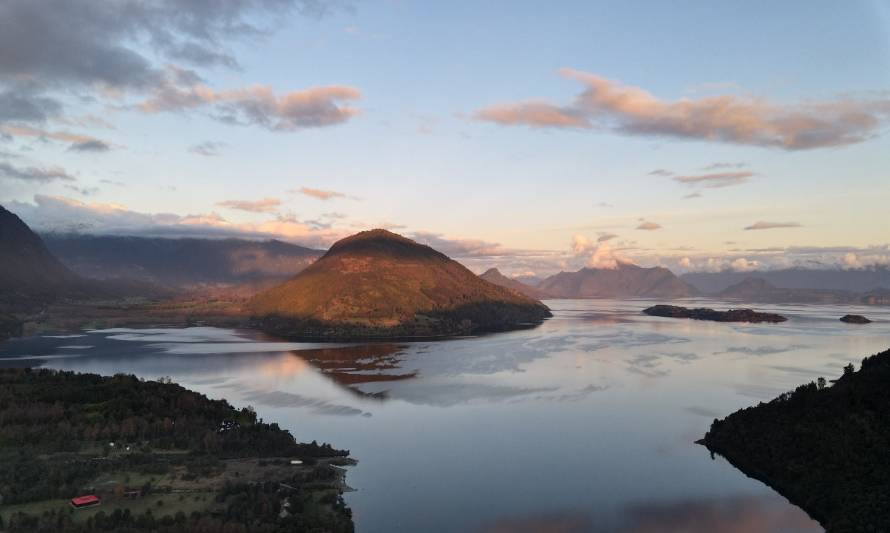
[
  {"left": 730, "top": 257, "right": 760, "bottom": 272},
  {"left": 0, "top": 0, "right": 343, "bottom": 91},
  {"left": 189, "top": 141, "right": 226, "bottom": 156},
  {"left": 0, "top": 161, "right": 76, "bottom": 183},
  {"left": 636, "top": 221, "right": 662, "bottom": 231},
  {"left": 216, "top": 198, "right": 282, "bottom": 214},
  {"left": 9, "top": 195, "right": 340, "bottom": 248},
  {"left": 296, "top": 187, "right": 348, "bottom": 200},
  {"left": 474, "top": 69, "right": 890, "bottom": 150},
  {"left": 571, "top": 234, "right": 628, "bottom": 269},
  {"left": 0, "top": 0, "right": 353, "bottom": 141},
  {"left": 744, "top": 221, "right": 802, "bottom": 230},
  {"left": 673, "top": 171, "right": 753, "bottom": 188}
]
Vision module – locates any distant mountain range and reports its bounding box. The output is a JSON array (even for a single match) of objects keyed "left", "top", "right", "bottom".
[
  {"left": 682, "top": 267, "right": 890, "bottom": 293},
  {"left": 717, "top": 277, "right": 890, "bottom": 305},
  {"left": 41, "top": 234, "right": 322, "bottom": 288},
  {"left": 251, "top": 229, "right": 551, "bottom": 339},
  {"left": 536, "top": 263, "right": 699, "bottom": 299}
]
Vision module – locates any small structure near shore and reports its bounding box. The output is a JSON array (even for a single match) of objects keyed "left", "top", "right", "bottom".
[{"left": 70, "top": 495, "right": 100, "bottom": 509}]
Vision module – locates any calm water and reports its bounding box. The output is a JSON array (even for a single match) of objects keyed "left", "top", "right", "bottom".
[{"left": 2, "top": 298, "right": 889, "bottom": 532}]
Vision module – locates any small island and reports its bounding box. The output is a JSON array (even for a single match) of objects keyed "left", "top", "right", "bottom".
[
  {"left": 0, "top": 368, "right": 354, "bottom": 533},
  {"left": 699, "top": 347, "right": 890, "bottom": 531},
  {"left": 840, "top": 314, "right": 871, "bottom": 324},
  {"left": 643, "top": 304, "right": 787, "bottom": 323}
]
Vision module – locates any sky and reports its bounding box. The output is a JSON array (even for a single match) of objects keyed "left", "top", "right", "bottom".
[{"left": 1, "top": 0, "right": 889, "bottom": 276}]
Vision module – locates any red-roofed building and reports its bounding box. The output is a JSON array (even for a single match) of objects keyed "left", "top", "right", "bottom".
[{"left": 70, "top": 495, "right": 100, "bottom": 509}]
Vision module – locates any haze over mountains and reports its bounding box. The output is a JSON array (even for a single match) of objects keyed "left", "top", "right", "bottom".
[
  {"left": 0, "top": 206, "right": 81, "bottom": 299},
  {"left": 42, "top": 234, "right": 322, "bottom": 288},
  {"left": 682, "top": 268, "right": 890, "bottom": 293},
  {"left": 251, "top": 229, "right": 551, "bottom": 339}
]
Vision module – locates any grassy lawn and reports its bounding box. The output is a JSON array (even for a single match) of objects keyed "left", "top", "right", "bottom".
[{"left": 0, "top": 492, "right": 218, "bottom": 525}]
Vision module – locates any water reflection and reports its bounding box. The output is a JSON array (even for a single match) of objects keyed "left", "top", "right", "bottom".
[
  {"left": 1, "top": 298, "right": 887, "bottom": 532},
  {"left": 479, "top": 493, "right": 819, "bottom": 532}
]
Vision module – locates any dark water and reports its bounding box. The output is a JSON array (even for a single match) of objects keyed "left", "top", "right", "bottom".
[{"left": 2, "top": 298, "right": 888, "bottom": 532}]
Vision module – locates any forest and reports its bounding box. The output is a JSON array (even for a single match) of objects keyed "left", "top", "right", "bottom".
[
  {"left": 0, "top": 368, "right": 353, "bottom": 532},
  {"left": 701, "top": 348, "right": 890, "bottom": 532}
]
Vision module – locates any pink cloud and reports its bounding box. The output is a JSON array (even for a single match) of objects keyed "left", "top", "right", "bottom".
[
  {"left": 138, "top": 70, "right": 361, "bottom": 131},
  {"left": 474, "top": 69, "right": 890, "bottom": 149},
  {"left": 296, "top": 187, "right": 348, "bottom": 201},
  {"left": 636, "top": 221, "right": 662, "bottom": 231},
  {"left": 744, "top": 221, "right": 802, "bottom": 230},
  {"left": 216, "top": 198, "right": 282, "bottom": 213}
]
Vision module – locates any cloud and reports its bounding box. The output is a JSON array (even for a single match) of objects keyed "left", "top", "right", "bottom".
[
  {"left": 0, "top": 161, "right": 76, "bottom": 182},
  {"left": 9, "top": 195, "right": 340, "bottom": 248},
  {"left": 1, "top": 125, "right": 112, "bottom": 152},
  {"left": 648, "top": 168, "right": 673, "bottom": 176},
  {"left": 702, "top": 161, "right": 747, "bottom": 170},
  {"left": 68, "top": 139, "right": 111, "bottom": 152},
  {"left": 673, "top": 171, "right": 754, "bottom": 188},
  {"left": 138, "top": 74, "right": 362, "bottom": 131},
  {"left": 0, "top": 1, "right": 342, "bottom": 91},
  {"left": 474, "top": 69, "right": 890, "bottom": 149},
  {"left": 0, "top": 0, "right": 352, "bottom": 141},
  {"left": 296, "top": 187, "right": 348, "bottom": 200},
  {"left": 597, "top": 233, "right": 619, "bottom": 242},
  {"left": 571, "top": 234, "right": 627, "bottom": 269},
  {"left": 189, "top": 141, "right": 226, "bottom": 156},
  {"left": 636, "top": 221, "right": 662, "bottom": 231},
  {"left": 683, "top": 192, "right": 702, "bottom": 199},
  {"left": 473, "top": 101, "right": 589, "bottom": 129},
  {"left": 744, "top": 221, "right": 802, "bottom": 230},
  {"left": 216, "top": 198, "right": 282, "bottom": 213},
  {"left": 0, "top": 86, "right": 62, "bottom": 123},
  {"left": 730, "top": 257, "right": 760, "bottom": 272},
  {"left": 64, "top": 184, "right": 100, "bottom": 196}
]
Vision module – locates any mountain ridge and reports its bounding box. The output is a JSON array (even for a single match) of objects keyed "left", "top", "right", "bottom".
[
  {"left": 537, "top": 263, "right": 698, "bottom": 299},
  {"left": 480, "top": 268, "right": 551, "bottom": 299}
]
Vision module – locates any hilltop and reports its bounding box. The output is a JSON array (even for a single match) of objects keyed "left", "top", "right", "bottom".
[{"left": 251, "top": 229, "right": 551, "bottom": 339}]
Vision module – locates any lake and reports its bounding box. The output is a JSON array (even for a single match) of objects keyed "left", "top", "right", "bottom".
[{"left": 2, "top": 298, "right": 888, "bottom": 532}]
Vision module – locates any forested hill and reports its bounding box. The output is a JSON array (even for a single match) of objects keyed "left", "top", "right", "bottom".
[
  {"left": 701, "top": 347, "right": 890, "bottom": 531},
  {"left": 0, "top": 369, "right": 353, "bottom": 533}
]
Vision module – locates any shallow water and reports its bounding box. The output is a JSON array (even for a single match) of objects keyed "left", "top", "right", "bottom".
[{"left": 2, "top": 298, "right": 888, "bottom": 532}]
